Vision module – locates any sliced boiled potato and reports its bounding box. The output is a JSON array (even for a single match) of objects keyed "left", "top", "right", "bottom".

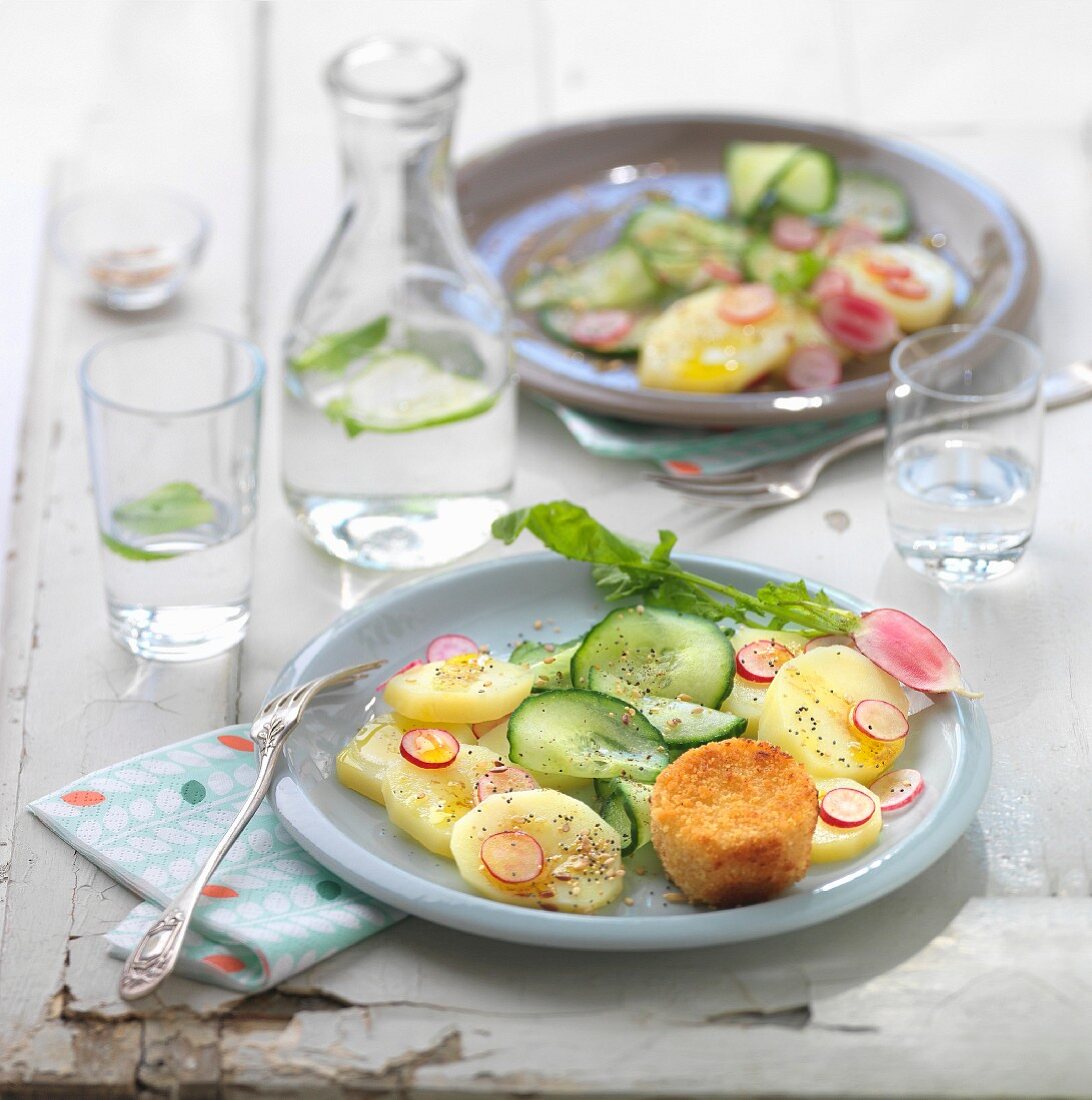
[
  {"left": 638, "top": 288, "right": 838, "bottom": 394},
  {"left": 336, "top": 720, "right": 404, "bottom": 804},
  {"left": 811, "top": 777, "right": 883, "bottom": 863},
  {"left": 382, "top": 742, "right": 512, "bottom": 857},
  {"left": 450, "top": 788, "right": 624, "bottom": 912},
  {"left": 758, "top": 645, "right": 909, "bottom": 784},
  {"left": 720, "top": 627, "right": 808, "bottom": 736},
  {"left": 383, "top": 655, "right": 533, "bottom": 724},
  {"left": 829, "top": 243, "right": 956, "bottom": 331},
  {"left": 390, "top": 711, "right": 475, "bottom": 744}
]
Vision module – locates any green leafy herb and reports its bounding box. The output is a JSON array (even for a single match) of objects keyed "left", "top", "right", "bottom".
[
  {"left": 492, "top": 500, "right": 860, "bottom": 636},
  {"left": 112, "top": 482, "right": 215, "bottom": 536},
  {"left": 770, "top": 250, "right": 825, "bottom": 295},
  {"left": 289, "top": 316, "right": 389, "bottom": 375},
  {"left": 100, "top": 533, "right": 181, "bottom": 562}
]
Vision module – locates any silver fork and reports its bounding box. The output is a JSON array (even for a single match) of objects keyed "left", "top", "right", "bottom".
[
  {"left": 648, "top": 360, "right": 1092, "bottom": 510},
  {"left": 118, "top": 658, "right": 385, "bottom": 1002}
]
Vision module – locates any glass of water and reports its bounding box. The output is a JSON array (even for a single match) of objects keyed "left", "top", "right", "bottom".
[
  {"left": 885, "top": 325, "right": 1043, "bottom": 586},
  {"left": 80, "top": 325, "right": 264, "bottom": 661}
]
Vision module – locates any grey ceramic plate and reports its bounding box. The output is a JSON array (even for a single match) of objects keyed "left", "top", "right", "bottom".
[
  {"left": 457, "top": 114, "right": 1040, "bottom": 427},
  {"left": 267, "top": 553, "right": 991, "bottom": 951}
]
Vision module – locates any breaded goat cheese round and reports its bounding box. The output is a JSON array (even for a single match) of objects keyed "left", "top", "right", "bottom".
[{"left": 650, "top": 739, "right": 818, "bottom": 907}]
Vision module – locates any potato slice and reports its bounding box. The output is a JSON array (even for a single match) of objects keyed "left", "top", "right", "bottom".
[
  {"left": 450, "top": 789, "right": 624, "bottom": 912},
  {"left": 758, "top": 645, "right": 908, "bottom": 784},
  {"left": 383, "top": 655, "right": 533, "bottom": 724},
  {"left": 336, "top": 720, "right": 404, "bottom": 805},
  {"left": 811, "top": 778, "right": 883, "bottom": 863},
  {"left": 830, "top": 243, "right": 955, "bottom": 332},
  {"left": 720, "top": 627, "right": 808, "bottom": 736}
]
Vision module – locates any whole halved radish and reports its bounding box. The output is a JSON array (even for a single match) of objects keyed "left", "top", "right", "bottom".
[
  {"left": 735, "top": 640, "right": 795, "bottom": 684},
  {"left": 718, "top": 283, "right": 778, "bottom": 324},
  {"left": 853, "top": 608, "right": 981, "bottom": 697},
  {"left": 785, "top": 345, "right": 842, "bottom": 390},
  {"left": 399, "top": 728, "right": 460, "bottom": 769},
  {"left": 471, "top": 714, "right": 509, "bottom": 739},
  {"left": 567, "top": 309, "right": 637, "bottom": 347},
  {"left": 851, "top": 698, "right": 909, "bottom": 742},
  {"left": 884, "top": 274, "right": 928, "bottom": 300},
  {"left": 702, "top": 257, "right": 742, "bottom": 284},
  {"left": 870, "top": 768, "right": 924, "bottom": 811},
  {"left": 378, "top": 658, "right": 424, "bottom": 692},
  {"left": 771, "top": 214, "right": 821, "bottom": 253},
  {"left": 480, "top": 830, "right": 544, "bottom": 884},
  {"left": 818, "top": 294, "right": 900, "bottom": 355},
  {"left": 819, "top": 786, "right": 877, "bottom": 829},
  {"left": 810, "top": 268, "right": 852, "bottom": 300},
  {"left": 425, "top": 634, "right": 479, "bottom": 663},
  {"left": 474, "top": 766, "right": 539, "bottom": 804},
  {"left": 824, "top": 221, "right": 881, "bottom": 255},
  {"left": 804, "top": 633, "right": 858, "bottom": 653}
]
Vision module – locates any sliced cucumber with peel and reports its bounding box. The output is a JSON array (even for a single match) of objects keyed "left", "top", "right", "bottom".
[
  {"left": 775, "top": 150, "right": 839, "bottom": 215},
  {"left": 510, "top": 637, "right": 581, "bottom": 692},
  {"left": 825, "top": 170, "right": 911, "bottom": 240},
  {"left": 624, "top": 202, "right": 750, "bottom": 290},
  {"left": 572, "top": 606, "right": 735, "bottom": 709},
  {"left": 507, "top": 689, "right": 669, "bottom": 782},
  {"left": 594, "top": 776, "right": 653, "bottom": 856},
  {"left": 514, "top": 244, "right": 659, "bottom": 311},
  {"left": 727, "top": 142, "right": 838, "bottom": 219},
  {"left": 537, "top": 307, "right": 656, "bottom": 357},
  {"left": 743, "top": 237, "right": 825, "bottom": 291}
]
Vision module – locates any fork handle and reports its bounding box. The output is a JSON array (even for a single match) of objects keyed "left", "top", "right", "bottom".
[
  {"left": 117, "top": 724, "right": 287, "bottom": 1001},
  {"left": 811, "top": 422, "right": 887, "bottom": 470}
]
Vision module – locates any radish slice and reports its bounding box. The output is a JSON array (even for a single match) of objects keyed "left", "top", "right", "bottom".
[
  {"left": 810, "top": 268, "right": 852, "bottom": 300},
  {"left": 771, "top": 215, "right": 821, "bottom": 253},
  {"left": 818, "top": 294, "right": 900, "bottom": 355},
  {"left": 870, "top": 768, "right": 924, "bottom": 812},
  {"left": 785, "top": 345, "right": 843, "bottom": 390},
  {"left": 378, "top": 658, "right": 424, "bottom": 692},
  {"left": 824, "top": 221, "right": 881, "bottom": 255},
  {"left": 567, "top": 309, "right": 636, "bottom": 348},
  {"left": 480, "top": 830, "right": 544, "bottom": 884},
  {"left": 425, "top": 634, "right": 479, "bottom": 662},
  {"left": 804, "top": 633, "right": 858, "bottom": 653},
  {"left": 819, "top": 787, "right": 876, "bottom": 829},
  {"left": 884, "top": 274, "right": 928, "bottom": 300},
  {"left": 865, "top": 254, "right": 913, "bottom": 280},
  {"left": 718, "top": 283, "right": 778, "bottom": 324},
  {"left": 474, "top": 766, "right": 539, "bottom": 803},
  {"left": 702, "top": 257, "right": 742, "bottom": 284},
  {"left": 853, "top": 608, "right": 981, "bottom": 697},
  {"left": 850, "top": 698, "right": 909, "bottom": 742},
  {"left": 399, "top": 728, "right": 460, "bottom": 769},
  {"left": 471, "top": 714, "right": 509, "bottom": 739},
  {"left": 735, "top": 640, "right": 795, "bottom": 684}
]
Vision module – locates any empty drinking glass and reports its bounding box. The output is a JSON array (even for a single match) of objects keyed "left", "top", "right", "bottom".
[
  {"left": 885, "top": 325, "right": 1043, "bottom": 585},
  {"left": 80, "top": 325, "right": 264, "bottom": 660}
]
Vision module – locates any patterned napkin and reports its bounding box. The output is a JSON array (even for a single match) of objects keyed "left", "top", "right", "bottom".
[
  {"left": 29, "top": 726, "right": 404, "bottom": 992},
  {"left": 549, "top": 402, "right": 882, "bottom": 476}
]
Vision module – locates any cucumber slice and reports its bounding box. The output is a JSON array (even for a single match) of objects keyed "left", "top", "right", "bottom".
[
  {"left": 775, "top": 149, "right": 839, "bottom": 215},
  {"left": 514, "top": 244, "right": 659, "bottom": 311},
  {"left": 537, "top": 307, "right": 656, "bottom": 357},
  {"left": 595, "top": 777, "right": 653, "bottom": 856},
  {"left": 572, "top": 606, "right": 735, "bottom": 708},
  {"left": 826, "top": 171, "right": 911, "bottom": 240},
  {"left": 726, "top": 142, "right": 804, "bottom": 219},
  {"left": 624, "top": 202, "right": 750, "bottom": 290},
  {"left": 510, "top": 637, "right": 581, "bottom": 692},
  {"left": 742, "top": 237, "right": 825, "bottom": 291},
  {"left": 507, "top": 689, "right": 669, "bottom": 782}
]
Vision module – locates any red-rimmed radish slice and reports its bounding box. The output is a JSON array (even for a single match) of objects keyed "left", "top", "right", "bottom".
[
  {"left": 378, "top": 658, "right": 424, "bottom": 691},
  {"left": 819, "top": 787, "right": 876, "bottom": 829},
  {"left": 785, "top": 345, "right": 843, "bottom": 390},
  {"left": 771, "top": 214, "right": 822, "bottom": 253},
  {"left": 824, "top": 221, "right": 881, "bottom": 255},
  {"left": 474, "top": 766, "right": 540, "bottom": 804},
  {"left": 471, "top": 714, "right": 509, "bottom": 739},
  {"left": 853, "top": 608, "right": 981, "bottom": 697},
  {"left": 810, "top": 268, "right": 852, "bottom": 300},
  {"left": 884, "top": 274, "right": 929, "bottom": 299},
  {"left": 850, "top": 698, "right": 909, "bottom": 742},
  {"left": 701, "top": 257, "right": 742, "bottom": 284},
  {"left": 865, "top": 254, "right": 913, "bottom": 279},
  {"left": 399, "top": 728, "right": 460, "bottom": 769},
  {"left": 480, "top": 830, "right": 544, "bottom": 884},
  {"left": 566, "top": 309, "right": 636, "bottom": 348},
  {"left": 804, "top": 633, "right": 858, "bottom": 653},
  {"left": 735, "top": 640, "right": 795, "bottom": 684},
  {"left": 717, "top": 283, "right": 778, "bottom": 324},
  {"left": 818, "top": 294, "right": 900, "bottom": 354},
  {"left": 425, "top": 634, "right": 479, "bottom": 663},
  {"left": 870, "top": 768, "right": 924, "bottom": 812}
]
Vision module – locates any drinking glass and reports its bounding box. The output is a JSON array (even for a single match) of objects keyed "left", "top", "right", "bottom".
[
  {"left": 80, "top": 325, "right": 264, "bottom": 661},
  {"left": 885, "top": 325, "right": 1043, "bottom": 586}
]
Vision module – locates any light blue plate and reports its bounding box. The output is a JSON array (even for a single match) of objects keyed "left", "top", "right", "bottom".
[{"left": 267, "top": 553, "right": 991, "bottom": 950}]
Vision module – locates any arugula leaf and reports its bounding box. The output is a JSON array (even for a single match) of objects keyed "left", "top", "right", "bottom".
[
  {"left": 112, "top": 482, "right": 215, "bottom": 536},
  {"left": 289, "top": 316, "right": 389, "bottom": 375},
  {"left": 770, "top": 251, "right": 825, "bottom": 296},
  {"left": 492, "top": 499, "right": 861, "bottom": 636}
]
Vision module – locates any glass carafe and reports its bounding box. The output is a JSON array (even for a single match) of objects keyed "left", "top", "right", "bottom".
[{"left": 281, "top": 38, "right": 516, "bottom": 570}]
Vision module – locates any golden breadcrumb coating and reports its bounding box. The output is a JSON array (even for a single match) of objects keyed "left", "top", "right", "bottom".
[{"left": 650, "top": 739, "right": 818, "bottom": 907}]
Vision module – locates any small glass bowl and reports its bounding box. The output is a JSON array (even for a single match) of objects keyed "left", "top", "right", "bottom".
[{"left": 51, "top": 188, "right": 210, "bottom": 311}]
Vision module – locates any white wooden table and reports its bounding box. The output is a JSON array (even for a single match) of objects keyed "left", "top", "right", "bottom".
[{"left": 2, "top": 1, "right": 1091, "bottom": 1094}]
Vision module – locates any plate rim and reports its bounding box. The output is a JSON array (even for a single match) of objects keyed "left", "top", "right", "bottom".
[
  {"left": 268, "top": 551, "right": 992, "bottom": 950},
  {"left": 457, "top": 110, "right": 1041, "bottom": 428}
]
